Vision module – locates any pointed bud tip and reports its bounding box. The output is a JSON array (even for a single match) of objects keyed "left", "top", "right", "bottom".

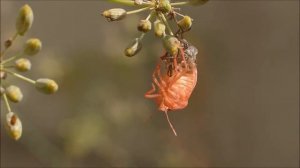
[
  {"left": 16, "top": 4, "right": 34, "bottom": 36},
  {"left": 124, "top": 38, "right": 142, "bottom": 57},
  {"left": 35, "top": 78, "right": 58, "bottom": 94}
]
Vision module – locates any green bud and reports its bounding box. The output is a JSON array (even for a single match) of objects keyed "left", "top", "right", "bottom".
[
  {"left": 162, "top": 35, "right": 180, "bottom": 55},
  {"left": 24, "top": 38, "right": 42, "bottom": 56},
  {"left": 6, "top": 112, "right": 22, "bottom": 140},
  {"left": 6, "top": 85, "right": 23, "bottom": 103},
  {"left": 157, "top": 0, "right": 172, "bottom": 13},
  {"left": 124, "top": 38, "right": 142, "bottom": 57},
  {"left": 178, "top": 16, "right": 193, "bottom": 31},
  {"left": 137, "top": 20, "right": 152, "bottom": 33},
  {"left": 35, "top": 78, "right": 58, "bottom": 94},
  {"left": 154, "top": 19, "right": 166, "bottom": 38},
  {"left": 16, "top": 4, "right": 34, "bottom": 36},
  {"left": 15, "top": 58, "right": 31, "bottom": 72},
  {"left": 102, "top": 8, "right": 127, "bottom": 22},
  {"left": 189, "top": 0, "right": 209, "bottom": 5}
]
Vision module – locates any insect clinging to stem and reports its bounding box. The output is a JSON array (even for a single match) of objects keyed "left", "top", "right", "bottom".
[{"left": 144, "top": 40, "right": 198, "bottom": 136}]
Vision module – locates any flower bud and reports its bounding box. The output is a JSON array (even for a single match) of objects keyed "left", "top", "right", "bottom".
[
  {"left": 102, "top": 8, "right": 127, "bottom": 22},
  {"left": 154, "top": 19, "right": 166, "bottom": 38},
  {"left": 0, "top": 71, "right": 7, "bottom": 80},
  {"left": 157, "top": 0, "right": 172, "bottom": 13},
  {"left": 6, "top": 85, "right": 23, "bottom": 103},
  {"left": 137, "top": 20, "right": 152, "bottom": 33},
  {"left": 16, "top": 4, "right": 34, "bottom": 36},
  {"left": 189, "top": 0, "right": 209, "bottom": 5},
  {"left": 124, "top": 38, "right": 142, "bottom": 57},
  {"left": 5, "top": 39, "right": 13, "bottom": 49},
  {"left": 6, "top": 112, "right": 22, "bottom": 140},
  {"left": 162, "top": 35, "right": 180, "bottom": 56},
  {"left": 24, "top": 38, "right": 42, "bottom": 56},
  {"left": 178, "top": 16, "right": 193, "bottom": 31},
  {"left": 0, "top": 87, "right": 5, "bottom": 96},
  {"left": 15, "top": 58, "right": 31, "bottom": 72},
  {"left": 134, "top": 0, "right": 144, "bottom": 5},
  {"left": 35, "top": 78, "right": 58, "bottom": 94}
]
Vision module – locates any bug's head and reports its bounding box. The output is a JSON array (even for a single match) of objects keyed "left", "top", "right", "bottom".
[
  {"left": 184, "top": 43, "right": 198, "bottom": 65},
  {"left": 179, "top": 39, "right": 198, "bottom": 64}
]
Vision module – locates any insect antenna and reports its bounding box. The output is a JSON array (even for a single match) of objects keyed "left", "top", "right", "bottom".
[{"left": 164, "top": 110, "right": 178, "bottom": 136}]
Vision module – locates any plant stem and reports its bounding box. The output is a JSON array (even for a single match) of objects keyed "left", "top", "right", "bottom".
[
  {"left": 1, "top": 52, "right": 23, "bottom": 65},
  {"left": 109, "top": 0, "right": 152, "bottom": 6},
  {"left": 3, "top": 69, "right": 36, "bottom": 84},
  {"left": 3, "top": 93, "right": 12, "bottom": 112},
  {"left": 159, "top": 12, "right": 174, "bottom": 36},
  {"left": 0, "top": 32, "right": 18, "bottom": 58},
  {"left": 139, "top": 33, "right": 145, "bottom": 40},
  {"left": 127, "top": 6, "right": 151, "bottom": 15},
  {"left": 171, "top": 1, "right": 189, "bottom": 6},
  {"left": 109, "top": 0, "right": 135, "bottom": 6}
]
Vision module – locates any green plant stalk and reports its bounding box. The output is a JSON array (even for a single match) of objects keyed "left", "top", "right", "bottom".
[
  {"left": 127, "top": 6, "right": 151, "bottom": 15},
  {"left": 159, "top": 12, "right": 174, "bottom": 36},
  {"left": 1, "top": 52, "right": 23, "bottom": 65},
  {"left": 3, "top": 69, "right": 36, "bottom": 84},
  {"left": 0, "top": 32, "right": 18, "bottom": 58},
  {"left": 109, "top": 0, "right": 137, "bottom": 6},
  {"left": 171, "top": 1, "right": 190, "bottom": 6},
  {"left": 3, "top": 93, "right": 12, "bottom": 112}
]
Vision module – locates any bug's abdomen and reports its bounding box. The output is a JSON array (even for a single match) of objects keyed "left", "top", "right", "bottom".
[{"left": 160, "top": 68, "right": 197, "bottom": 111}]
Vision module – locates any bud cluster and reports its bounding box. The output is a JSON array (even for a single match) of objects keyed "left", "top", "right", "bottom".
[
  {"left": 102, "top": 0, "right": 208, "bottom": 136},
  {"left": 0, "top": 4, "right": 59, "bottom": 140},
  {"left": 102, "top": 0, "right": 208, "bottom": 57}
]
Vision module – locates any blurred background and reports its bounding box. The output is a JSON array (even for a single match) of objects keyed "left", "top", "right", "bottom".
[{"left": 1, "top": 0, "right": 299, "bottom": 167}]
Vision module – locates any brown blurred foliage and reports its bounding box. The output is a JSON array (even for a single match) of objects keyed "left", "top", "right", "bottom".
[{"left": 1, "top": 1, "right": 299, "bottom": 167}]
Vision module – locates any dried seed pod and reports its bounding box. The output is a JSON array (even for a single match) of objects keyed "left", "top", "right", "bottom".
[
  {"left": 15, "top": 58, "right": 31, "bottom": 72},
  {"left": 189, "top": 0, "right": 209, "bottom": 5},
  {"left": 16, "top": 4, "right": 34, "bottom": 36},
  {"left": 124, "top": 38, "right": 142, "bottom": 57},
  {"left": 35, "top": 78, "right": 58, "bottom": 94},
  {"left": 5, "top": 39, "right": 13, "bottom": 49},
  {"left": 6, "top": 112, "right": 22, "bottom": 140},
  {"left": 154, "top": 19, "right": 166, "bottom": 38},
  {"left": 102, "top": 8, "right": 127, "bottom": 22},
  {"left": 137, "top": 19, "right": 152, "bottom": 33},
  {"left": 178, "top": 16, "right": 193, "bottom": 31},
  {"left": 24, "top": 38, "right": 42, "bottom": 56},
  {"left": 6, "top": 85, "right": 23, "bottom": 103},
  {"left": 162, "top": 35, "right": 180, "bottom": 56}
]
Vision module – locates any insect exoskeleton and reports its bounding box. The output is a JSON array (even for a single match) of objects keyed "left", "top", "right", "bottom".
[{"left": 144, "top": 41, "right": 198, "bottom": 136}]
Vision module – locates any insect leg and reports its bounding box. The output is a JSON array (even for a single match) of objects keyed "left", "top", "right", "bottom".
[
  {"left": 145, "top": 83, "right": 160, "bottom": 99},
  {"left": 164, "top": 110, "right": 177, "bottom": 136},
  {"left": 156, "top": 60, "right": 167, "bottom": 87},
  {"left": 152, "top": 60, "right": 166, "bottom": 92},
  {"left": 179, "top": 47, "right": 187, "bottom": 68}
]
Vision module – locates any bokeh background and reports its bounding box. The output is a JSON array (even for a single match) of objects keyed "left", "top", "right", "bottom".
[{"left": 1, "top": 0, "right": 299, "bottom": 167}]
